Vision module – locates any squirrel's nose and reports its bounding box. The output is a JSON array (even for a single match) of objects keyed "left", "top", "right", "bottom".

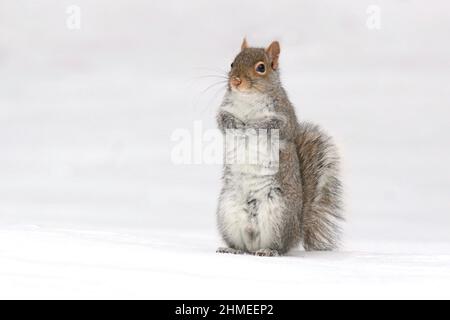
[{"left": 230, "top": 76, "right": 242, "bottom": 87}]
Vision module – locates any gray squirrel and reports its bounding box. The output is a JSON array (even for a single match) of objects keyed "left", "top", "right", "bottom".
[{"left": 216, "top": 39, "right": 343, "bottom": 256}]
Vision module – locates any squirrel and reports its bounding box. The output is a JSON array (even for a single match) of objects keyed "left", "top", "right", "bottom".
[{"left": 216, "top": 39, "right": 343, "bottom": 256}]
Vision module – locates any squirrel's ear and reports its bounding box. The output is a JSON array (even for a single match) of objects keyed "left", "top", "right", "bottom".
[
  {"left": 241, "top": 38, "right": 249, "bottom": 51},
  {"left": 266, "top": 41, "right": 281, "bottom": 70}
]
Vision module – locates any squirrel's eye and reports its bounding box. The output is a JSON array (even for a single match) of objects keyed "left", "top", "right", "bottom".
[
  {"left": 231, "top": 63, "right": 234, "bottom": 68},
  {"left": 255, "top": 62, "right": 266, "bottom": 74}
]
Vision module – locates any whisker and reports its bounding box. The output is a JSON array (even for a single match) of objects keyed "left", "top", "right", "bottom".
[
  {"left": 192, "top": 75, "right": 228, "bottom": 80},
  {"left": 194, "top": 66, "right": 229, "bottom": 76},
  {"left": 200, "top": 80, "right": 228, "bottom": 95},
  {"left": 198, "top": 84, "right": 227, "bottom": 115},
  {"left": 191, "top": 81, "right": 227, "bottom": 115},
  {"left": 185, "top": 74, "right": 227, "bottom": 91},
  {"left": 189, "top": 66, "right": 229, "bottom": 115}
]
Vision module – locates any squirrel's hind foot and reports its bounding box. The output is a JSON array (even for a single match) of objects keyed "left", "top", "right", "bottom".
[
  {"left": 216, "top": 247, "right": 244, "bottom": 255},
  {"left": 253, "top": 249, "right": 280, "bottom": 257}
]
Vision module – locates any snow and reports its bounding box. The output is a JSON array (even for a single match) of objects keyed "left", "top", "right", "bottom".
[
  {"left": 1, "top": 0, "right": 450, "bottom": 299},
  {"left": 2, "top": 225, "right": 450, "bottom": 299}
]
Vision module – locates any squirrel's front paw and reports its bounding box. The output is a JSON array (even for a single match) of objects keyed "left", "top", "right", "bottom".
[
  {"left": 253, "top": 249, "right": 280, "bottom": 257},
  {"left": 216, "top": 247, "right": 244, "bottom": 255},
  {"left": 219, "top": 112, "right": 245, "bottom": 129},
  {"left": 245, "top": 117, "right": 284, "bottom": 132},
  {"left": 265, "top": 118, "right": 284, "bottom": 130}
]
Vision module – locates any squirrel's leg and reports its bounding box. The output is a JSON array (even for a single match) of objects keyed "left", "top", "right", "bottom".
[{"left": 216, "top": 182, "right": 250, "bottom": 255}]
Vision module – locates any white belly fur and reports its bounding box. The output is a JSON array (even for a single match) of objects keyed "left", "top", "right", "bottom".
[
  {"left": 218, "top": 170, "right": 284, "bottom": 252},
  {"left": 219, "top": 91, "right": 284, "bottom": 251}
]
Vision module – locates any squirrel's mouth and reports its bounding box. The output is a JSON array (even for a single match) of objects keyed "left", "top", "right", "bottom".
[{"left": 231, "top": 86, "right": 252, "bottom": 93}]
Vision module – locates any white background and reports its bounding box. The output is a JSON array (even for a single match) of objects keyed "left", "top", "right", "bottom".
[{"left": 1, "top": 0, "right": 449, "bottom": 299}]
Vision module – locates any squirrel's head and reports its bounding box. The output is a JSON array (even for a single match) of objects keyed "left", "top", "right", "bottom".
[{"left": 228, "top": 38, "right": 281, "bottom": 94}]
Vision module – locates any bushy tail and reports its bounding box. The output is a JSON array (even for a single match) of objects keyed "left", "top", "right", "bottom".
[{"left": 295, "top": 122, "right": 343, "bottom": 251}]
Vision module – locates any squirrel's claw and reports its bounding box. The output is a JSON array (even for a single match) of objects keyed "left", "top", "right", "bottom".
[
  {"left": 253, "top": 249, "right": 280, "bottom": 257},
  {"left": 216, "top": 247, "right": 244, "bottom": 255}
]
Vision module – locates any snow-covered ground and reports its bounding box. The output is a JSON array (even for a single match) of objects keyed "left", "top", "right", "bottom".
[
  {"left": 1, "top": 0, "right": 450, "bottom": 299},
  {"left": 2, "top": 225, "right": 450, "bottom": 299}
]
